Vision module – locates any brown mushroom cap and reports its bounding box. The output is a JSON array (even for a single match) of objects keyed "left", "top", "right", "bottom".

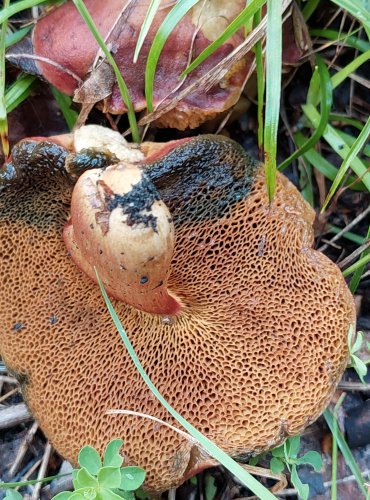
[{"left": 0, "top": 134, "right": 355, "bottom": 492}]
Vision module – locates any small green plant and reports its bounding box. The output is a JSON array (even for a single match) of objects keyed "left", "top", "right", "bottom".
[
  {"left": 348, "top": 326, "right": 368, "bottom": 383},
  {"left": 269, "top": 436, "right": 323, "bottom": 500},
  {"left": 53, "top": 439, "right": 146, "bottom": 500},
  {"left": 4, "top": 490, "right": 23, "bottom": 499}
]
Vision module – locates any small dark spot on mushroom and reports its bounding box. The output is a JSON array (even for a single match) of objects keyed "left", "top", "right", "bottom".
[
  {"left": 49, "top": 315, "right": 58, "bottom": 325},
  {"left": 90, "top": 223, "right": 94, "bottom": 229},
  {"left": 140, "top": 276, "right": 148, "bottom": 284},
  {"left": 120, "top": 264, "right": 126, "bottom": 271},
  {"left": 147, "top": 256, "right": 154, "bottom": 262},
  {"left": 99, "top": 250, "right": 103, "bottom": 254},
  {"left": 153, "top": 280, "right": 163, "bottom": 289},
  {"left": 12, "top": 322, "right": 24, "bottom": 332}
]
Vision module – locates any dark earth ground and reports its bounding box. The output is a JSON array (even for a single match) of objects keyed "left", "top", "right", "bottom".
[{"left": 1, "top": 5, "right": 370, "bottom": 499}]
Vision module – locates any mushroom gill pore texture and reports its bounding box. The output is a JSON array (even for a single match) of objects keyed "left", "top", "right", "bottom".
[{"left": 0, "top": 131, "right": 355, "bottom": 493}]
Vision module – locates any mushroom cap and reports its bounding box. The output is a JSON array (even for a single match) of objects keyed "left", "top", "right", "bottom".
[{"left": 0, "top": 134, "right": 355, "bottom": 492}]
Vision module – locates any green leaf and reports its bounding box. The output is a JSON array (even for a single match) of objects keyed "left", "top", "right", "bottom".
[
  {"left": 294, "top": 451, "right": 323, "bottom": 472},
  {"left": 5, "top": 26, "right": 32, "bottom": 48},
  {"left": 0, "top": 0, "right": 60, "bottom": 24},
  {"left": 286, "top": 436, "right": 300, "bottom": 458},
  {"left": 290, "top": 465, "right": 309, "bottom": 500},
  {"left": 103, "top": 439, "right": 124, "bottom": 468},
  {"left": 5, "top": 74, "right": 36, "bottom": 113},
  {"left": 96, "top": 270, "right": 278, "bottom": 499},
  {"left": 50, "top": 86, "right": 78, "bottom": 131},
  {"left": 271, "top": 444, "right": 285, "bottom": 458},
  {"left": 133, "top": 0, "right": 161, "bottom": 63},
  {"left": 69, "top": 492, "right": 88, "bottom": 500},
  {"left": 120, "top": 467, "right": 146, "bottom": 491},
  {"left": 302, "top": 105, "right": 370, "bottom": 197},
  {"left": 352, "top": 331, "right": 364, "bottom": 354},
  {"left": 309, "top": 28, "right": 370, "bottom": 53},
  {"left": 352, "top": 355, "right": 368, "bottom": 383},
  {"left": 78, "top": 446, "right": 102, "bottom": 476},
  {"left": 279, "top": 56, "right": 332, "bottom": 171},
  {"left": 349, "top": 226, "right": 370, "bottom": 293},
  {"left": 76, "top": 467, "right": 99, "bottom": 489},
  {"left": 322, "top": 115, "right": 370, "bottom": 210},
  {"left": 97, "top": 489, "right": 124, "bottom": 500},
  {"left": 145, "top": 0, "right": 200, "bottom": 112},
  {"left": 52, "top": 493, "right": 74, "bottom": 500},
  {"left": 328, "top": 0, "right": 370, "bottom": 39},
  {"left": 5, "top": 491, "right": 23, "bottom": 500},
  {"left": 343, "top": 253, "right": 370, "bottom": 278},
  {"left": 205, "top": 474, "right": 217, "bottom": 500},
  {"left": 324, "top": 410, "right": 368, "bottom": 496},
  {"left": 270, "top": 457, "right": 285, "bottom": 474},
  {"left": 98, "top": 466, "right": 122, "bottom": 488},
  {"left": 263, "top": 0, "right": 282, "bottom": 202},
  {"left": 181, "top": 0, "right": 267, "bottom": 77}
]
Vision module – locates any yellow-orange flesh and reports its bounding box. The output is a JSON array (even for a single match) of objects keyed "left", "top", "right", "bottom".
[{"left": 0, "top": 137, "right": 355, "bottom": 492}]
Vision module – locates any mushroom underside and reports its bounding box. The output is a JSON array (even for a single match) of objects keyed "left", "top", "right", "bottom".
[{"left": 0, "top": 138, "right": 355, "bottom": 492}]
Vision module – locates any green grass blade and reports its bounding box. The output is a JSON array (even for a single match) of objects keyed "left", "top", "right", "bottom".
[
  {"left": 5, "top": 26, "right": 32, "bottom": 48},
  {"left": 343, "top": 253, "right": 370, "bottom": 278},
  {"left": 302, "top": 105, "right": 370, "bottom": 195},
  {"left": 263, "top": 0, "right": 282, "bottom": 202},
  {"left": 328, "top": 225, "right": 367, "bottom": 245},
  {"left": 180, "top": 0, "right": 267, "bottom": 78},
  {"left": 294, "top": 133, "right": 365, "bottom": 190},
  {"left": 0, "top": 0, "right": 60, "bottom": 24},
  {"left": 310, "top": 28, "right": 370, "bottom": 52},
  {"left": 331, "top": 395, "right": 346, "bottom": 500},
  {"left": 0, "top": 473, "right": 71, "bottom": 489},
  {"left": 96, "top": 270, "right": 277, "bottom": 500},
  {"left": 331, "top": 50, "right": 370, "bottom": 91},
  {"left": 337, "top": 129, "right": 370, "bottom": 157},
  {"left": 278, "top": 55, "right": 332, "bottom": 171},
  {"left": 145, "top": 0, "right": 200, "bottom": 113},
  {"left": 133, "top": 0, "right": 161, "bottom": 63},
  {"left": 0, "top": 0, "right": 10, "bottom": 157},
  {"left": 302, "top": 0, "right": 320, "bottom": 21},
  {"left": 329, "top": 0, "right": 370, "bottom": 39},
  {"left": 321, "top": 116, "right": 370, "bottom": 210},
  {"left": 254, "top": 8, "right": 264, "bottom": 150},
  {"left": 324, "top": 409, "right": 368, "bottom": 496},
  {"left": 329, "top": 114, "right": 365, "bottom": 132},
  {"left": 50, "top": 86, "right": 78, "bottom": 131},
  {"left": 349, "top": 225, "right": 370, "bottom": 293},
  {"left": 72, "top": 0, "right": 140, "bottom": 143},
  {"left": 5, "top": 73, "right": 36, "bottom": 113}
]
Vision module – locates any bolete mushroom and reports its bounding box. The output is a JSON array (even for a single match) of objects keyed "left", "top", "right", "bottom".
[
  {"left": 7, "top": 1, "right": 310, "bottom": 130},
  {"left": 0, "top": 126, "right": 355, "bottom": 493}
]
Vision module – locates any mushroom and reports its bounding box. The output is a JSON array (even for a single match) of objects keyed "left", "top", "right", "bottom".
[
  {"left": 6, "top": 1, "right": 310, "bottom": 130},
  {"left": 0, "top": 127, "right": 355, "bottom": 493}
]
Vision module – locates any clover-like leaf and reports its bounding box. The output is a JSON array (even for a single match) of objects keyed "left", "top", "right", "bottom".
[
  {"left": 270, "top": 457, "right": 285, "bottom": 474},
  {"left": 294, "top": 451, "right": 323, "bottom": 471},
  {"left": 78, "top": 445, "right": 102, "bottom": 475},
  {"left": 271, "top": 444, "right": 285, "bottom": 458},
  {"left": 103, "top": 439, "right": 124, "bottom": 467},
  {"left": 120, "top": 466, "right": 146, "bottom": 491},
  {"left": 76, "top": 467, "right": 99, "bottom": 489},
  {"left": 290, "top": 465, "right": 309, "bottom": 500},
  {"left": 98, "top": 466, "right": 122, "bottom": 488},
  {"left": 286, "top": 436, "right": 301, "bottom": 459},
  {"left": 5, "top": 491, "right": 23, "bottom": 500}
]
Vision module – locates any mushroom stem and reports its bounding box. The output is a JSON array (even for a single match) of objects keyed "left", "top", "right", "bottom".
[{"left": 63, "top": 162, "right": 181, "bottom": 316}]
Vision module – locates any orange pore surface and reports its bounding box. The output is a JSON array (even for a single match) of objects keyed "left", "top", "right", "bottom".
[{"left": 0, "top": 161, "right": 354, "bottom": 491}]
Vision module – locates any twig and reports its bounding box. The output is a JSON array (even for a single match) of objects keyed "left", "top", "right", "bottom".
[
  {"left": 338, "top": 381, "right": 370, "bottom": 391},
  {"left": 10, "top": 421, "right": 39, "bottom": 476},
  {"left": 15, "top": 458, "right": 43, "bottom": 491},
  {"left": 0, "top": 375, "right": 18, "bottom": 384},
  {"left": 338, "top": 239, "right": 370, "bottom": 269},
  {"left": 168, "top": 487, "right": 177, "bottom": 500},
  {"left": 318, "top": 205, "right": 370, "bottom": 252},
  {"left": 0, "top": 402, "right": 32, "bottom": 430},
  {"left": 0, "top": 387, "right": 18, "bottom": 403},
  {"left": 31, "top": 442, "right": 52, "bottom": 500}
]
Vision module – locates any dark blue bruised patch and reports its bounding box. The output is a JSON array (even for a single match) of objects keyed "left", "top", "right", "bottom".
[{"left": 144, "top": 135, "right": 259, "bottom": 227}]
